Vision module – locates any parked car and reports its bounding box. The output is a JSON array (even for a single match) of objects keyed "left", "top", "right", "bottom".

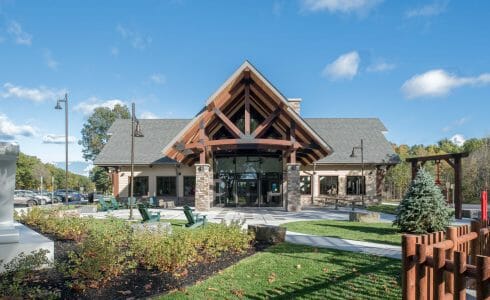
[
  {"left": 33, "top": 191, "right": 52, "bottom": 203},
  {"left": 14, "top": 190, "right": 46, "bottom": 207},
  {"left": 54, "top": 190, "right": 86, "bottom": 202}
]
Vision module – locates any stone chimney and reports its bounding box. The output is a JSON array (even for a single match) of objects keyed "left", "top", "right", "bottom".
[{"left": 288, "top": 98, "right": 302, "bottom": 115}]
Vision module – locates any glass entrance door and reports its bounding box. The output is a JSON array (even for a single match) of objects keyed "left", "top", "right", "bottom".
[{"left": 236, "top": 179, "right": 259, "bottom": 206}]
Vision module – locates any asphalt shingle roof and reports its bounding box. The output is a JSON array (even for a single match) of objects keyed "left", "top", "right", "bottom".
[
  {"left": 305, "top": 118, "right": 399, "bottom": 164},
  {"left": 94, "top": 118, "right": 399, "bottom": 166},
  {"left": 94, "top": 119, "right": 189, "bottom": 165}
]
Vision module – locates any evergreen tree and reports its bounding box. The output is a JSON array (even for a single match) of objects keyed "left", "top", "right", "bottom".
[{"left": 394, "top": 168, "right": 452, "bottom": 233}]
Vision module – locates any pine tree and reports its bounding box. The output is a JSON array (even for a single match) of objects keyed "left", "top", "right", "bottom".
[{"left": 394, "top": 168, "right": 453, "bottom": 233}]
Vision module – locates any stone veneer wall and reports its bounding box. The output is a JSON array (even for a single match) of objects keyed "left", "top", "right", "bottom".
[
  {"left": 286, "top": 163, "right": 301, "bottom": 211},
  {"left": 195, "top": 164, "right": 213, "bottom": 211}
]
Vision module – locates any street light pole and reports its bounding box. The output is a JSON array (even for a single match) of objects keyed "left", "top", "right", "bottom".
[
  {"left": 55, "top": 93, "right": 69, "bottom": 205},
  {"left": 130, "top": 103, "right": 135, "bottom": 220},
  {"left": 129, "top": 103, "right": 144, "bottom": 220},
  {"left": 351, "top": 139, "right": 365, "bottom": 208}
]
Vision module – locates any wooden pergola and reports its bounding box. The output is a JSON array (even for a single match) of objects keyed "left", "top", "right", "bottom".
[
  {"left": 406, "top": 152, "right": 469, "bottom": 219},
  {"left": 163, "top": 61, "right": 332, "bottom": 166}
]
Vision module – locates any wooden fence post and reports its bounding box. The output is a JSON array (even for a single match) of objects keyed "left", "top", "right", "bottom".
[
  {"left": 476, "top": 255, "right": 490, "bottom": 300},
  {"left": 448, "top": 226, "right": 458, "bottom": 294},
  {"left": 416, "top": 243, "right": 428, "bottom": 300},
  {"left": 454, "top": 251, "right": 467, "bottom": 300},
  {"left": 403, "top": 235, "right": 417, "bottom": 300},
  {"left": 433, "top": 247, "right": 446, "bottom": 300},
  {"left": 472, "top": 220, "right": 482, "bottom": 264}
]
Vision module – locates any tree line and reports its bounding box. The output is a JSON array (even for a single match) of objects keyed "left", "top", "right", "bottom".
[
  {"left": 15, "top": 152, "right": 94, "bottom": 193},
  {"left": 385, "top": 137, "right": 490, "bottom": 203}
]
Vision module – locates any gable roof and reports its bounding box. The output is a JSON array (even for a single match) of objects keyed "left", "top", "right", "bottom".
[
  {"left": 94, "top": 117, "right": 398, "bottom": 166},
  {"left": 162, "top": 61, "right": 333, "bottom": 165}
]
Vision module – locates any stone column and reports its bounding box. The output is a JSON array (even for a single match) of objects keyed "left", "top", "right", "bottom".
[
  {"left": 195, "top": 164, "right": 213, "bottom": 211},
  {"left": 286, "top": 163, "right": 301, "bottom": 212},
  {"left": 0, "top": 142, "right": 20, "bottom": 243}
]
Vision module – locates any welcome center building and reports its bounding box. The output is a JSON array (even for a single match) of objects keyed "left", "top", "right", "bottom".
[{"left": 94, "top": 61, "right": 399, "bottom": 211}]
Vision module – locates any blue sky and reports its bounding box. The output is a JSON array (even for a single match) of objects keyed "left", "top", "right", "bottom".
[{"left": 0, "top": 0, "right": 489, "bottom": 174}]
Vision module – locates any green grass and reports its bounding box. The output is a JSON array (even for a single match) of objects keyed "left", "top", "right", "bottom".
[
  {"left": 161, "top": 243, "right": 401, "bottom": 300},
  {"left": 366, "top": 204, "right": 398, "bottom": 215},
  {"left": 282, "top": 220, "right": 401, "bottom": 246}
]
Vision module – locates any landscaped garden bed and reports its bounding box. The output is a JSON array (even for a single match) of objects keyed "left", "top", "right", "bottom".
[
  {"left": 2, "top": 207, "right": 256, "bottom": 299},
  {"left": 282, "top": 220, "right": 401, "bottom": 246}
]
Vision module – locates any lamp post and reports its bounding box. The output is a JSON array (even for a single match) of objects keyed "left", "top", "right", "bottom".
[
  {"left": 55, "top": 93, "right": 69, "bottom": 205},
  {"left": 129, "top": 103, "right": 144, "bottom": 220},
  {"left": 351, "top": 139, "right": 364, "bottom": 208}
]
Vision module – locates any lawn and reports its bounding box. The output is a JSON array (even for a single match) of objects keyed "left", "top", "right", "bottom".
[
  {"left": 163, "top": 243, "right": 401, "bottom": 299},
  {"left": 282, "top": 220, "right": 401, "bottom": 246},
  {"left": 366, "top": 204, "right": 398, "bottom": 215}
]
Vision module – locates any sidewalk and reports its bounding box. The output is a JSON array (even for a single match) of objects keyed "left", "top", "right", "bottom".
[{"left": 286, "top": 231, "right": 402, "bottom": 259}]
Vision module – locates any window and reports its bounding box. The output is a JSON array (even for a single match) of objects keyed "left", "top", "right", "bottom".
[
  {"left": 184, "top": 176, "right": 195, "bottom": 196},
  {"left": 346, "top": 176, "right": 365, "bottom": 195},
  {"left": 156, "top": 176, "right": 176, "bottom": 196},
  {"left": 300, "top": 176, "right": 311, "bottom": 195},
  {"left": 319, "top": 176, "right": 338, "bottom": 195},
  {"left": 129, "top": 176, "right": 149, "bottom": 197}
]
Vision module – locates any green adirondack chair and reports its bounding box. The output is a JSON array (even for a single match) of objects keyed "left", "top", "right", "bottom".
[
  {"left": 183, "top": 205, "right": 207, "bottom": 228},
  {"left": 149, "top": 196, "right": 158, "bottom": 208},
  {"left": 98, "top": 196, "right": 110, "bottom": 212},
  {"left": 127, "top": 197, "right": 135, "bottom": 209},
  {"left": 137, "top": 203, "right": 161, "bottom": 223},
  {"left": 109, "top": 197, "right": 119, "bottom": 210}
]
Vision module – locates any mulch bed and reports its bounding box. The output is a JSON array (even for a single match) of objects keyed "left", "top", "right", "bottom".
[{"left": 22, "top": 226, "right": 268, "bottom": 300}]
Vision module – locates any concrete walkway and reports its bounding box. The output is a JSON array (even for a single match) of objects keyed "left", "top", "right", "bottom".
[{"left": 286, "top": 231, "right": 401, "bottom": 259}]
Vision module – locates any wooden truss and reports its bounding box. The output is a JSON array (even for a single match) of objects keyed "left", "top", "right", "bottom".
[{"left": 164, "top": 63, "right": 331, "bottom": 166}]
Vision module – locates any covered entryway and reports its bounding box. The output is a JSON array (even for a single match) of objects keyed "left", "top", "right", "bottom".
[{"left": 162, "top": 61, "right": 333, "bottom": 211}]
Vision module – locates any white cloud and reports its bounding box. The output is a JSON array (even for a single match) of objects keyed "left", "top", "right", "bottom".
[
  {"left": 7, "top": 21, "right": 32, "bottom": 45},
  {"left": 322, "top": 51, "right": 360, "bottom": 80},
  {"left": 140, "top": 111, "right": 159, "bottom": 119},
  {"left": 1, "top": 83, "right": 65, "bottom": 102},
  {"left": 450, "top": 134, "right": 465, "bottom": 146},
  {"left": 402, "top": 69, "right": 490, "bottom": 98},
  {"left": 74, "top": 97, "right": 127, "bottom": 115},
  {"left": 42, "top": 134, "right": 76, "bottom": 144},
  {"left": 116, "top": 24, "right": 152, "bottom": 50},
  {"left": 43, "top": 49, "right": 59, "bottom": 70},
  {"left": 301, "top": 0, "right": 382, "bottom": 14},
  {"left": 149, "top": 73, "right": 166, "bottom": 85},
  {"left": 406, "top": 0, "right": 448, "bottom": 18},
  {"left": 367, "top": 62, "right": 396, "bottom": 73},
  {"left": 0, "top": 114, "right": 37, "bottom": 140}
]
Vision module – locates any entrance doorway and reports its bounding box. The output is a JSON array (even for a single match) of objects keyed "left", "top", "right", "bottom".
[
  {"left": 236, "top": 179, "right": 259, "bottom": 206},
  {"left": 213, "top": 153, "right": 283, "bottom": 207}
]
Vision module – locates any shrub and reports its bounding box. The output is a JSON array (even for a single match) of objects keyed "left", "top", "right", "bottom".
[
  {"left": 132, "top": 222, "right": 253, "bottom": 274},
  {"left": 0, "top": 249, "right": 59, "bottom": 299},
  {"left": 66, "top": 217, "right": 134, "bottom": 290},
  {"left": 394, "top": 168, "right": 452, "bottom": 233}
]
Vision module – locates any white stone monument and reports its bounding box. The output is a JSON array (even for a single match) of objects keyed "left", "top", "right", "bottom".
[
  {"left": 0, "top": 142, "right": 20, "bottom": 243},
  {"left": 0, "top": 142, "right": 53, "bottom": 272}
]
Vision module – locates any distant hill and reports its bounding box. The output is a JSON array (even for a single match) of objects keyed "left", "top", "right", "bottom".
[{"left": 52, "top": 161, "right": 93, "bottom": 176}]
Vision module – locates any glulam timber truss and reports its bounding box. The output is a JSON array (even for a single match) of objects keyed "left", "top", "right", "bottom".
[{"left": 163, "top": 62, "right": 332, "bottom": 166}]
